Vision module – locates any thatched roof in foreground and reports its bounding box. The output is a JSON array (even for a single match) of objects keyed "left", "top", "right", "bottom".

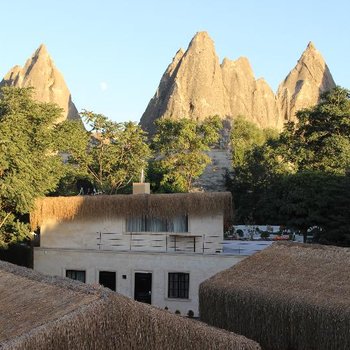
[
  {"left": 0, "top": 260, "right": 260, "bottom": 350},
  {"left": 199, "top": 242, "right": 350, "bottom": 350},
  {"left": 30, "top": 192, "right": 233, "bottom": 229}
]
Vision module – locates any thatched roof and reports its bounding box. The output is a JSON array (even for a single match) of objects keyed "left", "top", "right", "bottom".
[
  {"left": 199, "top": 242, "right": 350, "bottom": 350},
  {"left": 30, "top": 192, "right": 233, "bottom": 229},
  {"left": 0, "top": 260, "right": 260, "bottom": 350}
]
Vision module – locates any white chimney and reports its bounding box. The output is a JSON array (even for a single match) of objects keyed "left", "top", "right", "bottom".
[{"left": 133, "top": 183, "right": 150, "bottom": 195}]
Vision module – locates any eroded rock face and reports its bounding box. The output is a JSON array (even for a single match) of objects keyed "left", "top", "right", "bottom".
[
  {"left": 1, "top": 44, "right": 80, "bottom": 123},
  {"left": 140, "top": 32, "right": 283, "bottom": 134},
  {"left": 277, "top": 42, "right": 336, "bottom": 122},
  {"left": 141, "top": 32, "right": 228, "bottom": 134},
  {"left": 141, "top": 33, "right": 336, "bottom": 134},
  {"left": 221, "top": 57, "right": 283, "bottom": 130}
]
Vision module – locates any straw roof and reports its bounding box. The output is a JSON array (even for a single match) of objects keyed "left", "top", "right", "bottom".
[
  {"left": 0, "top": 260, "right": 260, "bottom": 350},
  {"left": 30, "top": 192, "right": 233, "bottom": 229},
  {"left": 199, "top": 242, "right": 350, "bottom": 350}
]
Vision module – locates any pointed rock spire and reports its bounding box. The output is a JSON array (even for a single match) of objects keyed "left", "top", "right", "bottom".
[
  {"left": 1, "top": 44, "right": 80, "bottom": 123},
  {"left": 35, "top": 43, "right": 49, "bottom": 56},
  {"left": 140, "top": 31, "right": 283, "bottom": 133},
  {"left": 306, "top": 41, "right": 316, "bottom": 50},
  {"left": 277, "top": 41, "right": 336, "bottom": 122},
  {"left": 140, "top": 31, "right": 227, "bottom": 134}
]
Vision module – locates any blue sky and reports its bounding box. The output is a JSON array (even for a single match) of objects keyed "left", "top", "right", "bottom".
[{"left": 1, "top": 0, "right": 349, "bottom": 123}]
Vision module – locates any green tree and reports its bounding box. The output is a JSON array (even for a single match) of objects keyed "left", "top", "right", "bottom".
[
  {"left": 226, "top": 87, "right": 350, "bottom": 246},
  {"left": 230, "top": 116, "right": 278, "bottom": 168},
  {"left": 259, "top": 171, "right": 350, "bottom": 245},
  {"left": 226, "top": 137, "right": 293, "bottom": 224},
  {"left": 280, "top": 86, "right": 350, "bottom": 173},
  {"left": 0, "top": 87, "right": 68, "bottom": 247},
  {"left": 151, "top": 116, "right": 222, "bottom": 192},
  {"left": 61, "top": 111, "right": 151, "bottom": 194}
]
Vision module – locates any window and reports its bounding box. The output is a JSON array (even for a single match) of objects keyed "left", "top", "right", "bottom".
[
  {"left": 168, "top": 272, "right": 189, "bottom": 299},
  {"left": 66, "top": 270, "right": 86, "bottom": 283},
  {"left": 127, "top": 215, "right": 188, "bottom": 233}
]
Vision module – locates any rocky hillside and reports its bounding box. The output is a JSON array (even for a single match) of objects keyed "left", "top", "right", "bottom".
[
  {"left": 1, "top": 44, "right": 80, "bottom": 123},
  {"left": 140, "top": 32, "right": 336, "bottom": 134}
]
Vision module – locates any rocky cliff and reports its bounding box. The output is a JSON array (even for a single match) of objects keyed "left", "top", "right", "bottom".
[
  {"left": 1, "top": 44, "right": 80, "bottom": 123},
  {"left": 140, "top": 32, "right": 335, "bottom": 134},
  {"left": 277, "top": 42, "right": 336, "bottom": 122}
]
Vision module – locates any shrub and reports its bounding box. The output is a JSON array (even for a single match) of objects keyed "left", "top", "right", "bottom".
[{"left": 187, "top": 310, "right": 194, "bottom": 318}]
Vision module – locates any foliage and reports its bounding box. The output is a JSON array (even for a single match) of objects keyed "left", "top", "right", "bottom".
[
  {"left": 280, "top": 86, "right": 350, "bottom": 173},
  {"left": 260, "top": 231, "right": 270, "bottom": 239},
  {"left": 187, "top": 310, "right": 194, "bottom": 318},
  {"left": 0, "top": 87, "right": 69, "bottom": 247},
  {"left": 226, "top": 138, "right": 293, "bottom": 224},
  {"left": 61, "top": 111, "right": 151, "bottom": 194},
  {"left": 151, "top": 116, "right": 222, "bottom": 192},
  {"left": 227, "top": 87, "right": 350, "bottom": 246},
  {"left": 230, "top": 116, "right": 278, "bottom": 168}
]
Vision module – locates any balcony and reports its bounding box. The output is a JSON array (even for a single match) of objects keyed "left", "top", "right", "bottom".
[{"left": 96, "top": 231, "right": 222, "bottom": 254}]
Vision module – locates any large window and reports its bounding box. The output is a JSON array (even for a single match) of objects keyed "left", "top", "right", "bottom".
[
  {"left": 168, "top": 272, "right": 189, "bottom": 299},
  {"left": 126, "top": 215, "right": 188, "bottom": 233},
  {"left": 66, "top": 270, "right": 86, "bottom": 283}
]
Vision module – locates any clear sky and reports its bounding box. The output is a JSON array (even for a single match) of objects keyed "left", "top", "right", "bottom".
[{"left": 1, "top": 0, "right": 349, "bottom": 123}]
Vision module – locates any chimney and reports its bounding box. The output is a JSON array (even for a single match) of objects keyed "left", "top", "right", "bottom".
[
  {"left": 132, "top": 183, "right": 150, "bottom": 195},
  {"left": 133, "top": 169, "right": 150, "bottom": 194}
]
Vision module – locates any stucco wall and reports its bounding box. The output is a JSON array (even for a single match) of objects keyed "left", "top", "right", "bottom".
[
  {"left": 40, "top": 214, "right": 224, "bottom": 254},
  {"left": 34, "top": 248, "right": 242, "bottom": 316}
]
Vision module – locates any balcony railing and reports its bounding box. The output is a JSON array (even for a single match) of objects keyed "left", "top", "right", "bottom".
[{"left": 96, "top": 231, "right": 222, "bottom": 254}]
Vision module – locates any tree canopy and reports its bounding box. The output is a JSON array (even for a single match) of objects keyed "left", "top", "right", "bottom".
[
  {"left": 230, "top": 115, "right": 278, "bottom": 168},
  {"left": 60, "top": 110, "right": 151, "bottom": 194},
  {"left": 280, "top": 86, "right": 350, "bottom": 173},
  {"left": 0, "top": 88, "right": 152, "bottom": 247},
  {"left": 226, "top": 86, "right": 350, "bottom": 246},
  {"left": 151, "top": 116, "right": 222, "bottom": 192},
  {"left": 0, "top": 87, "right": 69, "bottom": 246}
]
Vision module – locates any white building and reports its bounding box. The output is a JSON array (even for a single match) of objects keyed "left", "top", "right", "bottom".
[{"left": 32, "top": 186, "right": 242, "bottom": 316}]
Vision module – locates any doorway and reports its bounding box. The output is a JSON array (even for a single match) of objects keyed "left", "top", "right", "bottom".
[
  {"left": 99, "top": 271, "right": 116, "bottom": 291},
  {"left": 134, "top": 272, "right": 152, "bottom": 304}
]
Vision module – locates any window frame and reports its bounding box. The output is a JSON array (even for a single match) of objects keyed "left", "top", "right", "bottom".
[
  {"left": 65, "top": 269, "right": 86, "bottom": 283},
  {"left": 167, "top": 272, "right": 190, "bottom": 299},
  {"left": 126, "top": 215, "right": 188, "bottom": 233}
]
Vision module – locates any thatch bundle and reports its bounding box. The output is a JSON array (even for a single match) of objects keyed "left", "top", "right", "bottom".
[
  {"left": 30, "top": 192, "right": 233, "bottom": 229},
  {"left": 199, "top": 242, "right": 350, "bottom": 350},
  {"left": 0, "top": 260, "right": 260, "bottom": 350}
]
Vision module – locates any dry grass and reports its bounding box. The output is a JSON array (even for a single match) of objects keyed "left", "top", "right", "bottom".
[
  {"left": 0, "top": 260, "right": 260, "bottom": 350},
  {"left": 30, "top": 192, "right": 233, "bottom": 229},
  {"left": 199, "top": 242, "right": 350, "bottom": 350}
]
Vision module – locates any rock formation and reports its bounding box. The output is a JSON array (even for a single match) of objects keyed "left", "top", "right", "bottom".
[
  {"left": 140, "top": 32, "right": 336, "bottom": 191},
  {"left": 140, "top": 32, "right": 336, "bottom": 134},
  {"left": 141, "top": 32, "right": 283, "bottom": 134},
  {"left": 1, "top": 44, "right": 80, "bottom": 123},
  {"left": 221, "top": 57, "right": 283, "bottom": 130},
  {"left": 141, "top": 32, "right": 228, "bottom": 134},
  {"left": 277, "top": 42, "right": 336, "bottom": 122}
]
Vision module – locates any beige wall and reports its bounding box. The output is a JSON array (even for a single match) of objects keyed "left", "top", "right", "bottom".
[
  {"left": 35, "top": 212, "right": 233, "bottom": 316},
  {"left": 34, "top": 248, "right": 242, "bottom": 316},
  {"left": 40, "top": 214, "right": 224, "bottom": 254}
]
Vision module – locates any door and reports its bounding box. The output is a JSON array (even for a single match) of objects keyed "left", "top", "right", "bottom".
[
  {"left": 99, "top": 271, "right": 116, "bottom": 291},
  {"left": 134, "top": 272, "right": 152, "bottom": 304}
]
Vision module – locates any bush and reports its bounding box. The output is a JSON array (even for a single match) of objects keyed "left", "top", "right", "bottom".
[
  {"left": 187, "top": 310, "right": 194, "bottom": 318},
  {"left": 260, "top": 231, "right": 270, "bottom": 239},
  {"left": 236, "top": 229, "right": 244, "bottom": 238}
]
